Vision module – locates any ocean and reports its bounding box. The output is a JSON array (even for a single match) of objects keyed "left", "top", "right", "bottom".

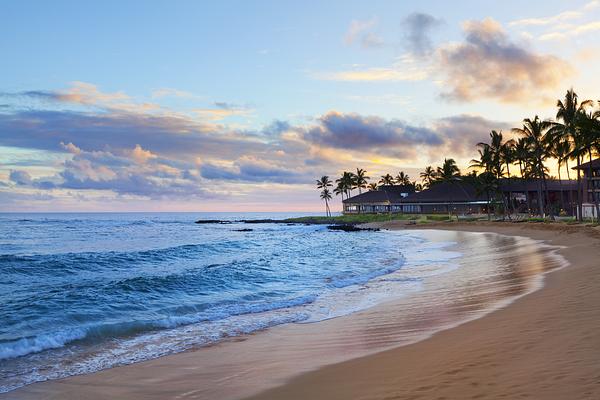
[{"left": 0, "top": 213, "right": 564, "bottom": 394}]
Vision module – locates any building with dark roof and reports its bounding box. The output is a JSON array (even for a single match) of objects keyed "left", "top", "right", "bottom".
[{"left": 342, "top": 178, "right": 580, "bottom": 216}]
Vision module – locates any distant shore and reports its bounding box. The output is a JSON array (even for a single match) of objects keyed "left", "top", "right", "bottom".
[
  {"left": 248, "top": 221, "right": 600, "bottom": 400},
  {"left": 4, "top": 221, "right": 600, "bottom": 400}
]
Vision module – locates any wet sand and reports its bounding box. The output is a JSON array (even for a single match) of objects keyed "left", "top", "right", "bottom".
[
  {"left": 249, "top": 222, "right": 600, "bottom": 400},
  {"left": 3, "top": 222, "right": 600, "bottom": 399}
]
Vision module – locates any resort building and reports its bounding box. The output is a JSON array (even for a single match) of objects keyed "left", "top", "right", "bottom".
[
  {"left": 342, "top": 179, "right": 580, "bottom": 216},
  {"left": 342, "top": 185, "right": 414, "bottom": 214},
  {"left": 574, "top": 158, "right": 600, "bottom": 218}
]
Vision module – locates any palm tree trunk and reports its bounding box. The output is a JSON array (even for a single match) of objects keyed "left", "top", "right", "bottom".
[
  {"left": 505, "top": 161, "right": 513, "bottom": 218},
  {"left": 589, "top": 149, "right": 600, "bottom": 223},
  {"left": 577, "top": 155, "right": 582, "bottom": 221},
  {"left": 564, "top": 158, "right": 574, "bottom": 216},
  {"left": 558, "top": 163, "right": 564, "bottom": 215},
  {"left": 542, "top": 168, "right": 549, "bottom": 218},
  {"left": 537, "top": 167, "right": 544, "bottom": 217},
  {"left": 487, "top": 191, "right": 491, "bottom": 221}
]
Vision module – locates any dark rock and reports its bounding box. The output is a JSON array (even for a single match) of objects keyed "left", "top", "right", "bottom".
[
  {"left": 195, "top": 219, "right": 232, "bottom": 224},
  {"left": 234, "top": 228, "right": 254, "bottom": 232},
  {"left": 327, "top": 224, "right": 379, "bottom": 232}
]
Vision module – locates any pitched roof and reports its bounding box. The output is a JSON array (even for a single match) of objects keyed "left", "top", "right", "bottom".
[
  {"left": 573, "top": 158, "right": 600, "bottom": 170},
  {"left": 400, "top": 181, "right": 487, "bottom": 203},
  {"left": 342, "top": 190, "right": 398, "bottom": 204}
]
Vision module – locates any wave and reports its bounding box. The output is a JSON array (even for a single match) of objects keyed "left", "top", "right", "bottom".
[
  {"left": 0, "top": 294, "right": 317, "bottom": 361},
  {"left": 0, "top": 240, "right": 254, "bottom": 276},
  {"left": 0, "top": 329, "right": 87, "bottom": 360},
  {"left": 328, "top": 255, "right": 406, "bottom": 289}
]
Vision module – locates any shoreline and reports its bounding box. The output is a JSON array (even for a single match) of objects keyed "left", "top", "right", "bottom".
[
  {"left": 247, "top": 221, "right": 600, "bottom": 400},
  {"left": 3, "top": 222, "right": 599, "bottom": 399}
]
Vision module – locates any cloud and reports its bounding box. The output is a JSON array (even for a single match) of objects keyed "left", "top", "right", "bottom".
[
  {"left": 312, "top": 55, "right": 428, "bottom": 82},
  {"left": 2, "top": 82, "right": 160, "bottom": 114},
  {"left": 0, "top": 79, "right": 515, "bottom": 208},
  {"left": 344, "top": 18, "right": 384, "bottom": 49},
  {"left": 510, "top": 2, "right": 600, "bottom": 42},
  {"left": 401, "top": 13, "right": 443, "bottom": 57},
  {"left": 9, "top": 170, "right": 32, "bottom": 185},
  {"left": 200, "top": 157, "right": 306, "bottom": 184},
  {"left": 7, "top": 144, "right": 213, "bottom": 198},
  {"left": 431, "top": 114, "right": 513, "bottom": 156},
  {"left": 304, "top": 111, "right": 443, "bottom": 152},
  {"left": 539, "top": 20, "right": 600, "bottom": 41},
  {"left": 0, "top": 109, "right": 267, "bottom": 160},
  {"left": 437, "top": 18, "right": 572, "bottom": 102},
  {"left": 193, "top": 102, "right": 253, "bottom": 121},
  {"left": 509, "top": 10, "right": 582, "bottom": 27}
]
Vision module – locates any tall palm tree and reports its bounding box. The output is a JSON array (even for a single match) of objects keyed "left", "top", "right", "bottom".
[
  {"left": 551, "top": 89, "right": 593, "bottom": 220},
  {"left": 500, "top": 139, "right": 516, "bottom": 215},
  {"left": 395, "top": 171, "right": 411, "bottom": 186},
  {"left": 437, "top": 158, "right": 461, "bottom": 218},
  {"left": 379, "top": 173, "right": 395, "bottom": 186},
  {"left": 513, "top": 116, "right": 552, "bottom": 217},
  {"left": 316, "top": 176, "right": 333, "bottom": 216},
  {"left": 551, "top": 139, "right": 572, "bottom": 214},
  {"left": 354, "top": 168, "right": 369, "bottom": 194},
  {"left": 320, "top": 188, "right": 332, "bottom": 217},
  {"left": 475, "top": 171, "right": 499, "bottom": 221},
  {"left": 420, "top": 166, "right": 437, "bottom": 188}
]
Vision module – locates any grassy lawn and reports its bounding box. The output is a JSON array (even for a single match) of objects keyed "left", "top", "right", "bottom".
[
  {"left": 284, "top": 214, "right": 450, "bottom": 224},
  {"left": 284, "top": 214, "right": 598, "bottom": 226}
]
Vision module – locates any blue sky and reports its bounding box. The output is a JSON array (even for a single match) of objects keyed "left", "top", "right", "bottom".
[{"left": 1, "top": 0, "right": 599, "bottom": 211}]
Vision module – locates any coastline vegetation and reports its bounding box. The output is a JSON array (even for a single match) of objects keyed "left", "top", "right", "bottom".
[{"left": 316, "top": 88, "right": 600, "bottom": 223}]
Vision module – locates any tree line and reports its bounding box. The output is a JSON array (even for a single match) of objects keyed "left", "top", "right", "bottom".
[{"left": 317, "top": 89, "right": 600, "bottom": 221}]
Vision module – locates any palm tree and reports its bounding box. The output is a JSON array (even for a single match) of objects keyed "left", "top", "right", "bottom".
[
  {"left": 320, "top": 188, "right": 332, "bottom": 217},
  {"left": 475, "top": 171, "right": 499, "bottom": 221},
  {"left": 437, "top": 158, "right": 461, "bottom": 218},
  {"left": 367, "top": 182, "right": 378, "bottom": 191},
  {"left": 513, "top": 116, "right": 552, "bottom": 217},
  {"left": 316, "top": 176, "right": 333, "bottom": 216},
  {"left": 500, "top": 139, "right": 515, "bottom": 179},
  {"left": 379, "top": 173, "right": 395, "bottom": 186},
  {"left": 470, "top": 145, "right": 494, "bottom": 174},
  {"left": 551, "top": 89, "right": 593, "bottom": 220},
  {"left": 551, "top": 139, "right": 574, "bottom": 214},
  {"left": 335, "top": 171, "right": 355, "bottom": 199},
  {"left": 354, "top": 168, "right": 369, "bottom": 194},
  {"left": 436, "top": 158, "right": 460, "bottom": 181},
  {"left": 477, "top": 130, "right": 505, "bottom": 178},
  {"left": 395, "top": 171, "right": 411, "bottom": 186},
  {"left": 500, "top": 139, "right": 516, "bottom": 215},
  {"left": 513, "top": 137, "right": 530, "bottom": 178},
  {"left": 420, "top": 166, "right": 437, "bottom": 188}
]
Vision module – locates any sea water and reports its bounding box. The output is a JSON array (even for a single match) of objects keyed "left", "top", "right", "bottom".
[{"left": 0, "top": 212, "right": 463, "bottom": 392}]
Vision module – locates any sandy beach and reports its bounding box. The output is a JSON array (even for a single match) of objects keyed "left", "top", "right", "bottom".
[
  {"left": 3, "top": 222, "right": 600, "bottom": 400},
  {"left": 249, "top": 222, "right": 600, "bottom": 400}
]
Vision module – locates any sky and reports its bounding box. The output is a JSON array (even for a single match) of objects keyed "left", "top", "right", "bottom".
[{"left": 1, "top": 0, "right": 600, "bottom": 212}]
